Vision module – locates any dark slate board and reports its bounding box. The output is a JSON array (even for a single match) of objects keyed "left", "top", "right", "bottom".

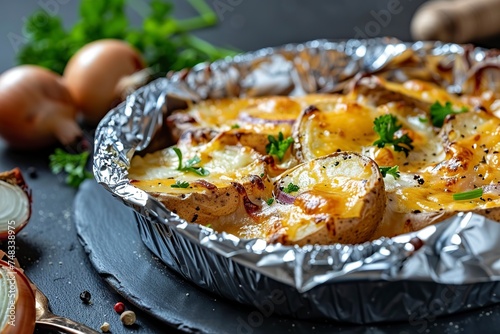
[{"left": 74, "top": 180, "right": 500, "bottom": 334}]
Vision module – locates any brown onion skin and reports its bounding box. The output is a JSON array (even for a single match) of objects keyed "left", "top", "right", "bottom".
[
  {"left": 0, "top": 66, "right": 81, "bottom": 149},
  {"left": 63, "top": 39, "right": 146, "bottom": 126},
  {"left": 0, "top": 168, "right": 31, "bottom": 241},
  {"left": 0, "top": 259, "right": 36, "bottom": 334}
]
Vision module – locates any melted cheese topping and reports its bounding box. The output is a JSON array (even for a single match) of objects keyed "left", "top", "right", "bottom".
[
  {"left": 129, "top": 143, "right": 263, "bottom": 193},
  {"left": 131, "top": 79, "right": 500, "bottom": 242}
]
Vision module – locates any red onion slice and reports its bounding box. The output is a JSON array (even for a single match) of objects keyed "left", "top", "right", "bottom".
[{"left": 274, "top": 187, "right": 296, "bottom": 204}]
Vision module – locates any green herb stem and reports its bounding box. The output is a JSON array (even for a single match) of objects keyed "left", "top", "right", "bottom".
[{"left": 452, "top": 188, "right": 483, "bottom": 201}]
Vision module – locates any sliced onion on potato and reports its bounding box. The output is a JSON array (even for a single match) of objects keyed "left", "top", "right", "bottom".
[
  {"left": 0, "top": 169, "right": 31, "bottom": 241},
  {"left": 268, "top": 152, "right": 386, "bottom": 245},
  {"left": 0, "top": 257, "right": 36, "bottom": 334}
]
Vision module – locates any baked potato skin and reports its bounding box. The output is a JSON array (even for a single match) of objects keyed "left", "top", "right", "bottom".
[
  {"left": 129, "top": 140, "right": 274, "bottom": 229},
  {"left": 151, "top": 176, "right": 271, "bottom": 227},
  {"left": 268, "top": 152, "right": 386, "bottom": 245}
]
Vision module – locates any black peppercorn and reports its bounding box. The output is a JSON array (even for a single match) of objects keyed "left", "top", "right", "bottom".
[
  {"left": 27, "top": 166, "right": 38, "bottom": 179},
  {"left": 80, "top": 290, "right": 91, "bottom": 304}
]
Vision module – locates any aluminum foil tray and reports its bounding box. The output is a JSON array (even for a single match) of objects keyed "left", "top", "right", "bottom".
[{"left": 93, "top": 38, "right": 500, "bottom": 324}]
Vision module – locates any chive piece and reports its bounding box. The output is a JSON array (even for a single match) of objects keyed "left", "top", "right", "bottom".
[
  {"left": 173, "top": 147, "right": 183, "bottom": 170},
  {"left": 453, "top": 188, "right": 483, "bottom": 201}
]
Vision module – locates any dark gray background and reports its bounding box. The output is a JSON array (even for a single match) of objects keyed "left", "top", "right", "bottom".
[{"left": 0, "top": 0, "right": 430, "bottom": 73}]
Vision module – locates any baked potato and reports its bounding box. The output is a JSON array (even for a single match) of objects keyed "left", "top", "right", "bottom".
[
  {"left": 373, "top": 108, "right": 500, "bottom": 237},
  {"left": 266, "top": 152, "right": 386, "bottom": 245},
  {"left": 130, "top": 72, "right": 500, "bottom": 245},
  {"left": 129, "top": 138, "right": 273, "bottom": 230},
  {"left": 292, "top": 96, "right": 443, "bottom": 173}
]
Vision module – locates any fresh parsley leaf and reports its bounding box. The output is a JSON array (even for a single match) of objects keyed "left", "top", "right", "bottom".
[
  {"left": 373, "top": 114, "right": 414, "bottom": 157},
  {"left": 231, "top": 124, "right": 240, "bottom": 129},
  {"left": 283, "top": 183, "right": 300, "bottom": 194},
  {"left": 430, "top": 101, "right": 468, "bottom": 127},
  {"left": 49, "top": 148, "right": 93, "bottom": 188},
  {"left": 379, "top": 165, "right": 400, "bottom": 179},
  {"left": 453, "top": 188, "right": 483, "bottom": 201},
  {"left": 18, "top": 0, "right": 238, "bottom": 74},
  {"left": 171, "top": 180, "right": 190, "bottom": 188},
  {"left": 172, "top": 147, "right": 210, "bottom": 176},
  {"left": 266, "top": 198, "right": 274, "bottom": 205},
  {"left": 266, "top": 132, "right": 294, "bottom": 161}
]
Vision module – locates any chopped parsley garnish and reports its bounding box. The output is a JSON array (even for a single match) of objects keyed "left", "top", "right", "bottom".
[
  {"left": 373, "top": 114, "right": 414, "bottom": 157},
  {"left": 266, "top": 132, "right": 294, "bottom": 161},
  {"left": 379, "top": 165, "right": 400, "bottom": 179},
  {"left": 453, "top": 188, "right": 483, "bottom": 201},
  {"left": 172, "top": 147, "right": 210, "bottom": 176},
  {"left": 418, "top": 117, "right": 428, "bottom": 123},
  {"left": 231, "top": 124, "right": 240, "bottom": 129},
  {"left": 266, "top": 198, "right": 274, "bottom": 205},
  {"left": 430, "top": 101, "right": 468, "bottom": 127},
  {"left": 283, "top": 183, "right": 300, "bottom": 194},
  {"left": 171, "top": 180, "right": 190, "bottom": 188}
]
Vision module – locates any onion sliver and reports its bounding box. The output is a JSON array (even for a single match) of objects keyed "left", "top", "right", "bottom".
[
  {"left": 238, "top": 112, "right": 296, "bottom": 125},
  {"left": 274, "top": 187, "right": 296, "bottom": 204}
]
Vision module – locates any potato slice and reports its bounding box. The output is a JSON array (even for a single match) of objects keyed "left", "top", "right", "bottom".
[
  {"left": 373, "top": 109, "right": 500, "bottom": 238},
  {"left": 293, "top": 98, "right": 381, "bottom": 162},
  {"left": 293, "top": 96, "right": 446, "bottom": 173},
  {"left": 128, "top": 140, "right": 272, "bottom": 227},
  {"left": 167, "top": 95, "right": 337, "bottom": 143},
  {"left": 267, "top": 152, "right": 386, "bottom": 245},
  {"left": 351, "top": 75, "right": 465, "bottom": 110}
]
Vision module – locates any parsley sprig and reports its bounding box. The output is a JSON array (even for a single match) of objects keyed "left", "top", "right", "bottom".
[
  {"left": 266, "top": 132, "right": 294, "bottom": 161},
  {"left": 373, "top": 114, "right": 414, "bottom": 157},
  {"left": 379, "top": 165, "right": 400, "bottom": 179},
  {"left": 283, "top": 183, "right": 300, "bottom": 194},
  {"left": 430, "top": 101, "right": 468, "bottom": 127},
  {"left": 172, "top": 147, "right": 210, "bottom": 176},
  {"left": 49, "top": 149, "right": 93, "bottom": 188},
  {"left": 18, "top": 0, "right": 237, "bottom": 74}
]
